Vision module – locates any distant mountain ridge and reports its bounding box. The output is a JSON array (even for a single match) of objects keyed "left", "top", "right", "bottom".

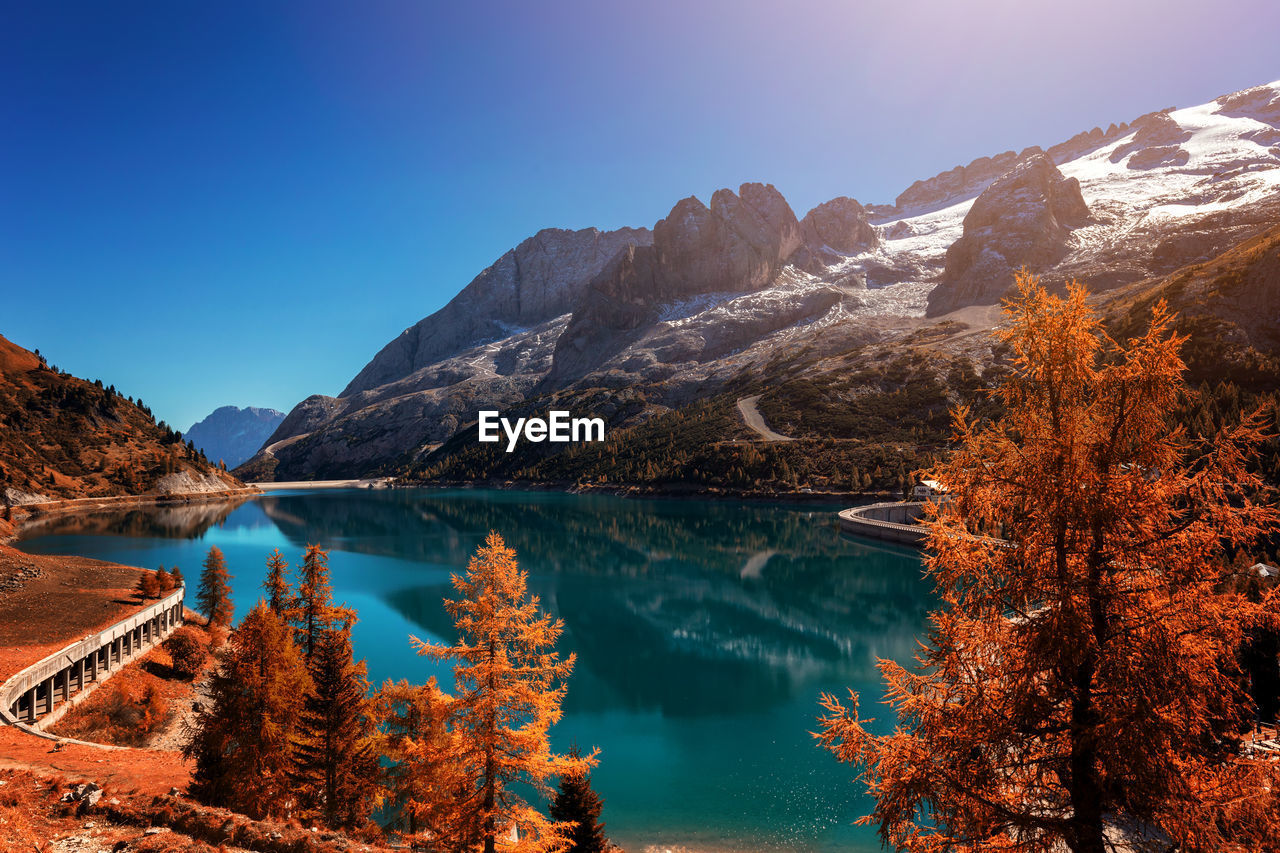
[
  {"left": 239, "top": 80, "right": 1280, "bottom": 486},
  {"left": 185, "top": 405, "right": 286, "bottom": 470}
]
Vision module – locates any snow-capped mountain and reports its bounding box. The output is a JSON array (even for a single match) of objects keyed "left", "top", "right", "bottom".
[{"left": 241, "top": 81, "right": 1280, "bottom": 483}]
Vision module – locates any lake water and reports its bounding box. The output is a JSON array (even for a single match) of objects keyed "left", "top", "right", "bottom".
[{"left": 17, "top": 488, "right": 931, "bottom": 852}]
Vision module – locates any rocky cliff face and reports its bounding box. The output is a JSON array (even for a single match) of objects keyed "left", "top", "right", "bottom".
[
  {"left": 887, "top": 147, "right": 1044, "bottom": 216},
  {"left": 343, "top": 226, "right": 651, "bottom": 397},
  {"left": 185, "top": 405, "right": 285, "bottom": 469},
  {"left": 927, "top": 154, "right": 1091, "bottom": 315},
  {"left": 549, "top": 183, "right": 805, "bottom": 381},
  {"left": 241, "top": 227, "right": 650, "bottom": 481}
]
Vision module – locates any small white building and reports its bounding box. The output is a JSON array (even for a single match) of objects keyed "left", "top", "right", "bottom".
[{"left": 911, "top": 479, "right": 949, "bottom": 501}]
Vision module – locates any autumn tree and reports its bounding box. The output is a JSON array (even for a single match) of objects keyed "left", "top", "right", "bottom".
[
  {"left": 170, "top": 565, "right": 184, "bottom": 589},
  {"left": 415, "top": 532, "right": 588, "bottom": 853},
  {"left": 197, "top": 545, "right": 234, "bottom": 627},
  {"left": 549, "top": 746, "right": 609, "bottom": 853},
  {"left": 290, "top": 619, "right": 381, "bottom": 830},
  {"left": 375, "top": 676, "right": 467, "bottom": 841},
  {"left": 185, "top": 602, "right": 312, "bottom": 818},
  {"left": 294, "top": 544, "right": 352, "bottom": 660},
  {"left": 817, "top": 273, "right": 1280, "bottom": 853},
  {"left": 135, "top": 569, "right": 160, "bottom": 600},
  {"left": 263, "top": 548, "right": 292, "bottom": 616},
  {"left": 155, "top": 566, "right": 174, "bottom": 593}
]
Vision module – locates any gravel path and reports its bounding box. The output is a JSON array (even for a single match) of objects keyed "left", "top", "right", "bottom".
[{"left": 736, "top": 395, "right": 795, "bottom": 442}]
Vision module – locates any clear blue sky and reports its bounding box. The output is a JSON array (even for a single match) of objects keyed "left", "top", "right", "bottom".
[{"left": 3, "top": 0, "right": 1277, "bottom": 431}]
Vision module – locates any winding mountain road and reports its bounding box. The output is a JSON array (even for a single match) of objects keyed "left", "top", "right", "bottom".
[{"left": 736, "top": 395, "right": 795, "bottom": 442}]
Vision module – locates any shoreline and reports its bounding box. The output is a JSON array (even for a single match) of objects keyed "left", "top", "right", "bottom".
[
  {"left": 382, "top": 476, "right": 891, "bottom": 506},
  {"left": 249, "top": 477, "right": 392, "bottom": 491},
  {"left": 2, "top": 477, "right": 886, "bottom": 547},
  {"left": 2, "top": 487, "right": 260, "bottom": 546}
]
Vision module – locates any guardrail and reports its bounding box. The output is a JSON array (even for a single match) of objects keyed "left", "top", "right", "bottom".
[{"left": 0, "top": 586, "right": 185, "bottom": 742}]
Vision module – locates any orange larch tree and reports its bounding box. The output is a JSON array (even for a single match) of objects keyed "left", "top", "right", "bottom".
[
  {"left": 375, "top": 676, "right": 469, "bottom": 843},
  {"left": 817, "top": 273, "right": 1280, "bottom": 853},
  {"left": 263, "top": 547, "right": 292, "bottom": 616},
  {"left": 197, "top": 545, "right": 234, "bottom": 627},
  {"left": 293, "top": 543, "right": 354, "bottom": 660},
  {"left": 414, "top": 531, "right": 589, "bottom": 853},
  {"left": 185, "top": 601, "right": 312, "bottom": 818}
]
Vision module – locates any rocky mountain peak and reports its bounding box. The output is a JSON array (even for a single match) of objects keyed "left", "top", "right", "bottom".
[
  {"left": 888, "top": 146, "right": 1045, "bottom": 217},
  {"left": 927, "top": 153, "right": 1090, "bottom": 316},
  {"left": 654, "top": 196, "right": 715, "bottom": 264},
  {"left": 639, "top": 182, "right": 804, "bottom": 298},
  {"left": 801, "top": 196, "right": 878, "bottom": 255},
  {"left": 962, "top": 154, "right": 1089, "bottom": 232},
  {"left": 186, "top": 405, "right": 287, "bottom": 469},
  {"left": 340, "top": 225, "right": 651, "bottom": 397},
  {"left": 548, "top": 182, "right": 807, "bottom": 381},
  {"left": 1215, "top": 82, "right": 1280, "bottom": 124}
]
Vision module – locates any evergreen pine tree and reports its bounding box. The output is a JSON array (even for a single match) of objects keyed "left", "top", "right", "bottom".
[
  {"left": 291, "top": 621, "right": 380, "bottom": 830},
  {"left": 197, "top": 545, "right": 234, "bottom": 627},
  {"left": 263, "top": 548, "right": 292, "bottom": 615},
  {"left": 549, "top": 746, "right": 609, "bottom": 853},
  {"left": 185, "top": 602, "right": 311, "bottom": 818}
]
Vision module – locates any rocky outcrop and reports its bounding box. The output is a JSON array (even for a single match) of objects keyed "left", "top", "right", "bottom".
[
  {"left": 1046, "top": 122, "right": 1131, "bottom": 164},
  {"left": 548, "top": 183, "right": 804, "bottom": 381},
  {"left": 342, "top": 226, "right": 651, "bottom": 396},
  {"left": 253, "top": 226, "right": 649, "bottom": 476},
  {"left": 1109, "top": 111, "right": 1191, "bottom": 169},
  {"left": 2, "top": 487, "right": 50, "bottom": 506},
  {"left": 797, "top": 197, "right": 878, "bottom": 269},
  {"left": 260, "top": 395, "right": 342, "bottom": 450},
  {"left": 1216, "top": 84, "right": 1280, "bottom": 126},
  {"left": 889, "top": 147, "right": 1044, "bottom": 216},
  {"left": 926, "top": 154, "right": 1090, "bottom": 316},
  {"left": 153, "top": 470, "right": 240, "bottom": 495},
  {"left": 185, "top": 406, "right": 285, "bottom": 469}
]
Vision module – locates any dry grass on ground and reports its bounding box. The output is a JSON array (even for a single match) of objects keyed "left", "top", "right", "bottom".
[
  {"left": 0, "top": 544, "right": 150, "bottom": 680},
  {"left": 0, "top": 767, "right": 391, "bottom": 853},
  {"left": 49, "top": 623, "right": 215, "bottom": 749}
]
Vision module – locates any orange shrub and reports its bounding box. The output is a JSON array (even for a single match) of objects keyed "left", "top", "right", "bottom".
[{"left": 164, "top": 626, "right": 208, "bottom": 680}]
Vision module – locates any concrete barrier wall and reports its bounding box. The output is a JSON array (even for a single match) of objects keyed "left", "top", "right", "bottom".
[
  {"left": 0, "top": 586, "right": 185, "bottom": 739},
  {"left": 837, "top": 502, "right": 929, "bottom": 546}
]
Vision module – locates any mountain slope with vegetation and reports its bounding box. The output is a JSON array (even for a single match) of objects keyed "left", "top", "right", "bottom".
[{"left": 0, "top": 334, "right": 242, "bottom": 503}]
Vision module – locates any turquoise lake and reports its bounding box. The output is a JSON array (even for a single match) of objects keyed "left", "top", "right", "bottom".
[{"left": 16, "top": 488, "right": 932, "bottom": 852}]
